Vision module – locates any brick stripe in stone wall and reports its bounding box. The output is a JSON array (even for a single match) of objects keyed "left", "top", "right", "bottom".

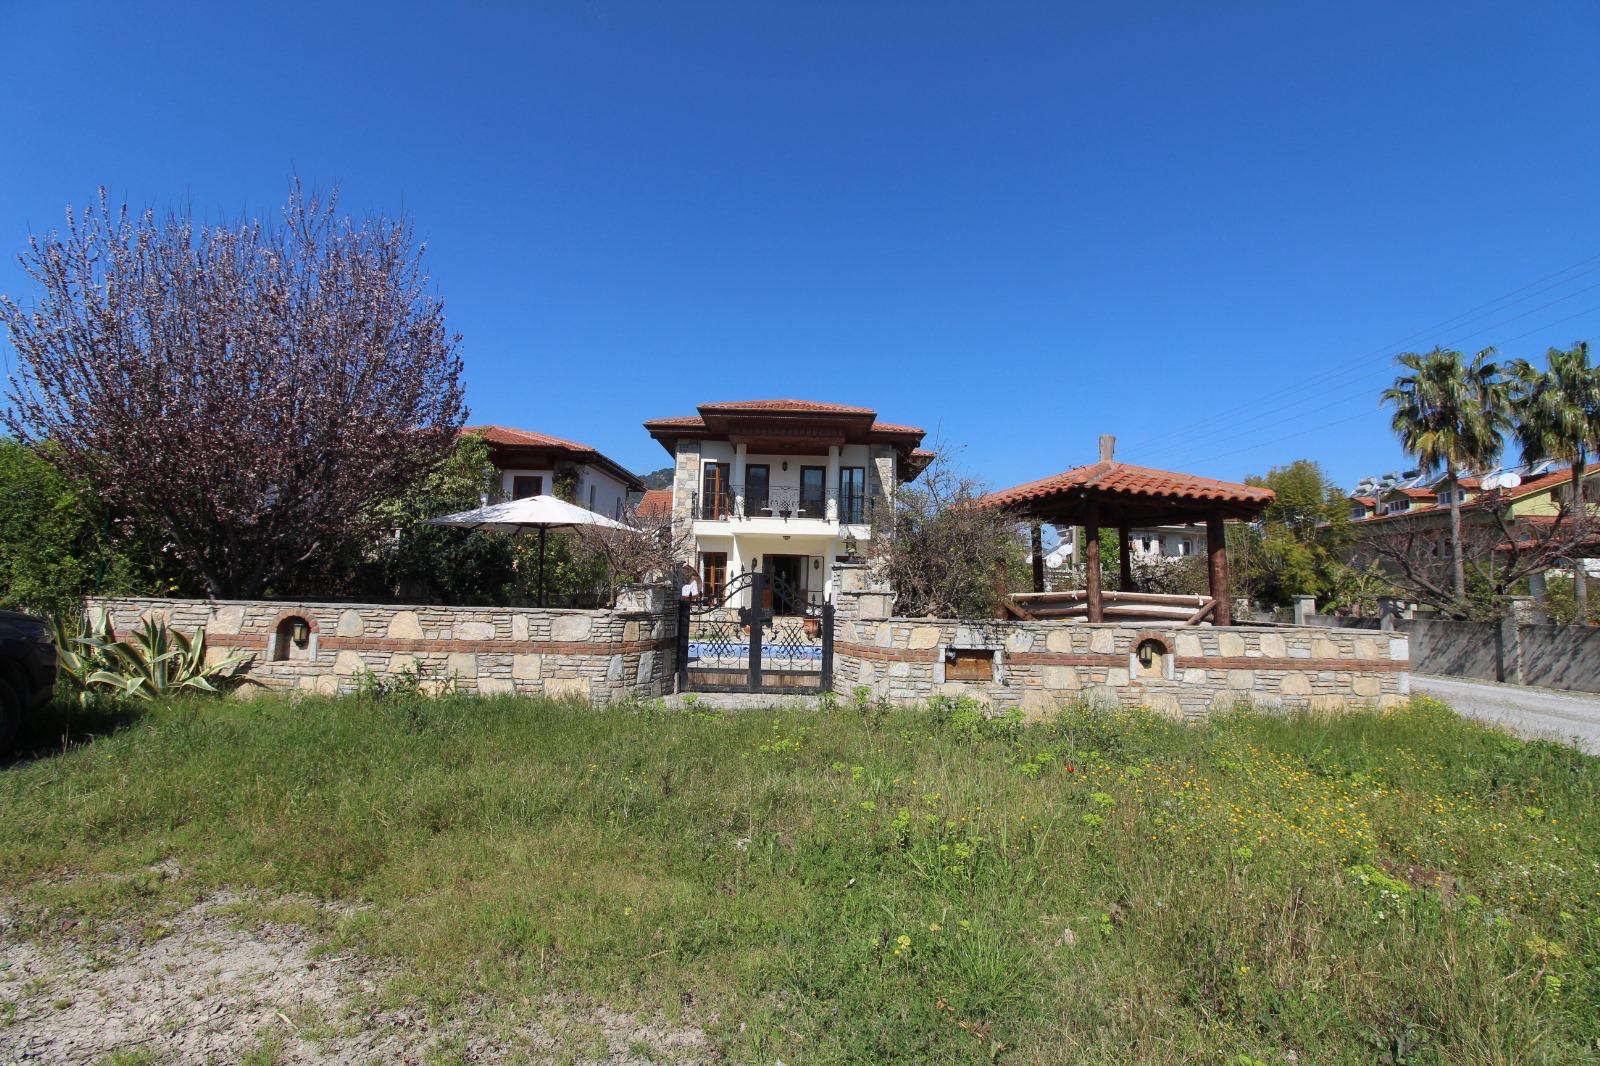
[
  {"left": 87, "top": 590, "right": 677, "bottom": 704},
  {"left": 207, "top": 634, "right": 674, "bottom": 656},
  {"left": 829, "top": 562, "right": 1410, "bottom": 719}
]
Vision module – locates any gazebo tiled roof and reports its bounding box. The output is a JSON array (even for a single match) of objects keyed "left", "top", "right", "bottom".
[
  {"left": 978, "top": 443, "right": 1274, "bottom": 527},
  {"left": 982, "top": 461, "right": 1273, "bottom": 512},
  {"left": 980, "top": 436, "right": 1274, "bottom": 626}
]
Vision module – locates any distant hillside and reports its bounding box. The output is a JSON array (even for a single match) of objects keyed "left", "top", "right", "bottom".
[{"left": 640, "top": 467, "right": 674, "bottom": 489}]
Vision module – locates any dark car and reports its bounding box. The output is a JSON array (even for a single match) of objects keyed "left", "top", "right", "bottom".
[{"left": 0, "top": 610, "right": 57, "bottom": 752}]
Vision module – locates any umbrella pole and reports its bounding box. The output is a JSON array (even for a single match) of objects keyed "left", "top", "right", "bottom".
[{"left": 539, "top": 525, "right": 547, "bottom": 608}]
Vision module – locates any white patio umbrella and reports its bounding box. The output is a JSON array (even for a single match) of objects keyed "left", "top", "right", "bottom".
[{"left": 424, "top": 495, "right": 632, "bottom": 606}]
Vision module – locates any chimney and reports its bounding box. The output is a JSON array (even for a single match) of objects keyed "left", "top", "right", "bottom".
[{"left": 1098, "top": 434, "right": 1115, "bottom": 463}]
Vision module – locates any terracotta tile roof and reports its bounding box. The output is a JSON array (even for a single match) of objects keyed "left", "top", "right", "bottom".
[
  {"left": 1504, "top": 468, "right": 1572, "bottom": 500},
  {"left": 1349, "top": 495, "right": 1377, "bottom": 507},
  {"left": 464, "top": 425, "right": 597, "bottom": 452},
  {"left": 636, "top": 488, "right": 672, "bottom": 517},
  {"left": 463, "top": 425, "right": 643, "bottom": 491},
  {"left": 1353, "top": 468, "right": 1573, "bottom": 525},
  {"left": 871, "top": 421, "right": 927, "bottom": 435},
  {"left": 1387, "top": 487, "right": 1436, "bottom": 499},
  {"left": 641, "top": 415, "right": 706, "bottom": 428},
  {"left": 979, "top": 461, "right": 1275, "bottom": 511},
  {"left": 699, "top": 399, "right": 875, "bottom": 414}
]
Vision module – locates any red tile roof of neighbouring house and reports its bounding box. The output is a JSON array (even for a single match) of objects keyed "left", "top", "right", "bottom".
[
  {"left": 462, "top": 425, "right": 644, "bottom": 491},
  {"left": 636, "top": 488, "right": 672, "bottom": 517},
  {"left": 1352, "top": 468, "right": 1575, "bottom": 526},
  {"left": 466, "top": 425, "right": 598, "bottom": 451}
]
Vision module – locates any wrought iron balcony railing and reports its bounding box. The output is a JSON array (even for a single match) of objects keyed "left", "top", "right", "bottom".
[{"left": 692, "top": 486, "right": 876, "bottom": 524}]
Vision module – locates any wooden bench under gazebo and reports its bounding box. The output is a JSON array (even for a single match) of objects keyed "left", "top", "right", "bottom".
[{"left": 977, "top": 436, "right": 1275, "bottom": 626}]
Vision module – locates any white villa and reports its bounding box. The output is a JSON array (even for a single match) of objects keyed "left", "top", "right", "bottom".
[
  {"left": 465, "top": 425, "right": 643, "bottom": 517},
  {"left": 1043, "top": 523, "right": 1206, "bottom": 567},
  {"left": 643, "top": 400, "right": 932, "bottom": 613}
]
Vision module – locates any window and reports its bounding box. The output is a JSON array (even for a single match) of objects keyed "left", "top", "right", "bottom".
[
  {"left": 700, "top": 551, "right": 728, "bottom": 601},
  {"left": 839, "top": 466, "right": 866, "bottom": 524},
  {"left": 702, "top": 462, "right": 731, "bottom": 519},
  {"left": 800, "top": 466, "right": 826, "bottom": 518},
  {"left": 511, "top": 475, "right": 542, "bottom": 500},
  {"left": 588, "top": 484, "right": 597, "bottom": 511},
  {"left": 745, "top": 464, "right": 770, "bottom": 516},
  {"left": 944, "top": 647, "right": 994, "bottom": 682}
]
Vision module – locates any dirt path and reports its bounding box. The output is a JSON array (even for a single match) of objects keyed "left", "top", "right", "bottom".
[{"left": 0, "top": 892, "right": 708, "bottom": 1064}]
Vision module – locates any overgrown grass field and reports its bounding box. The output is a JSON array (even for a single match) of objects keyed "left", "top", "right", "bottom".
[{"left": 2, "top": 692, "right": 1598, "bottom": 1063}]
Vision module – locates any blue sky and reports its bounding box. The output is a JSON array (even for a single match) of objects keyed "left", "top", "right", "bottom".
[{"left": 3, "top": 1, "right": 1597, "bottom": 490}]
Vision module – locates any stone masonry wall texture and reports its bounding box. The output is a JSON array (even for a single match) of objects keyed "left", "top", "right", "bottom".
[
  {"left": 830, "top": 563, "right": 1409, "bottom": 720},
  {"left": 86, "top": 593, "right": 677, "bottom": 703}
]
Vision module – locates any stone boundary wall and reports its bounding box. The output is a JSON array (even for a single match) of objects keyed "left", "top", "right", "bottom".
[
  {"left": 831, "top": 564, "right": 1408, "bottom": 719},
  {"left": 86, "top": 587, "right": 676, "bottom": 703}
]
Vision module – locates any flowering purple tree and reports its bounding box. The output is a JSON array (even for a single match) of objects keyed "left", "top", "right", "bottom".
[{"left": 2, "top": 183, "right": 466, "bottom": 599}]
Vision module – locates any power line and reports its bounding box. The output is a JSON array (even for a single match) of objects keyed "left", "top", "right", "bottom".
[
  {"left": 1118, "top": 252, "right": 1600, "bottom": 457},
  {"left": 1153, "top": 303, "right": 1600, "bottom": 472},
  {"left": 1120, "top": 279, "right": 1600, "bottom": 464}
]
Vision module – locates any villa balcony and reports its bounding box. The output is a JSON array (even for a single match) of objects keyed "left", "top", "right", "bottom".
[{"left": 692, "top": 485, "right": 877, "bottom": 529}]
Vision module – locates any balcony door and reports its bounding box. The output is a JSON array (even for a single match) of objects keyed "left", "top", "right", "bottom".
[
  {"left": 702, "top": 462, "right": 730, "bottom": 519},
  {"left": 745, "top": 464, "right": 770, "bottom": 517},
  {"left": 800, "top": 466, "right": 826, "bottom": 518},
  {"left": 839, "top": 466, "right": 866, "bottom": 524}
]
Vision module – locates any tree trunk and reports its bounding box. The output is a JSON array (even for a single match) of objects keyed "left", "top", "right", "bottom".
[
  {"left": 1448, "top": 460, "right": 1466, "bottom": 612},
  {"left": 1573, "top": 462, "right": 1589, "bottom": 617}
]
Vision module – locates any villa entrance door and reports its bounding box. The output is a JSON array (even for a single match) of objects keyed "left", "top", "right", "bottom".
[{"left": 764, "top": 555, "right": 806, "bottom": 615}]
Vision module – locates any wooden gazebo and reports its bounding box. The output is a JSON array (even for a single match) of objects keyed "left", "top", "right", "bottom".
[{"left": 977, "top": 437, "right": 1274, "bottom": 626}]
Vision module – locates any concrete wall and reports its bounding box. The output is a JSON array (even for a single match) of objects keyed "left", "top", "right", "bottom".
[
  {"left": 832, "top": 563, "right": 1409, "bottom": 719},
  {"left": 86, "top": 587, "right": 676, "bottom": 703},
  {"left": 1404, "top": 619, "right": 1502, "bottom": 683},
  {"left": 1308, "top": 613, "right": 1600, "bottom": 693}
]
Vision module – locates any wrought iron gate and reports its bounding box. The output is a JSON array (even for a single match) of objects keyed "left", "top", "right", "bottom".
[{"left": 677, "top": 570, "right": 833, "bottom": 694}]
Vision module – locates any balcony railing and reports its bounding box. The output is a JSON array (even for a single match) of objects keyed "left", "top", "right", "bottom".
[{"left": 693, "top": 485, "right": 875, "bottom": 524}]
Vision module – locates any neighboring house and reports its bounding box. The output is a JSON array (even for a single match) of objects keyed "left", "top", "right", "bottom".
[
  {"left": 464, "top": 426, "right": 644, "bottom": 517},
  {"left": 1040, "top": 524, "right": 1205, "bottom": 568},
  {"left": 1349, "top": 461, "right": 1568, "bottom": 528},
  {"left": 636, "top": 488, "right": 672, "bottom": 518},
  {"left": 642, "top": 399, "right": 932, "bottom": 612}
]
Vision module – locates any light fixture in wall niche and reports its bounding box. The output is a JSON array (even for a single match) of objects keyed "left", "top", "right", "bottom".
[
  {"left": 781, "top": 460, "right": 789, "bottom": 471},
  {"left": 812, "top": 558, "right": 820, "bottom": 570}
]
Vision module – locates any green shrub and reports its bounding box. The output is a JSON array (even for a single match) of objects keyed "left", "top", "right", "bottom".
[{"left": 54, "top": 612, "right": 255, "bottom": 703}]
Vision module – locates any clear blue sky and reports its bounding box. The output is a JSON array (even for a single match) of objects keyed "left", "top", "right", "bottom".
[{"left": 3, "top": 1, "right": 1597, "bottom": 491}]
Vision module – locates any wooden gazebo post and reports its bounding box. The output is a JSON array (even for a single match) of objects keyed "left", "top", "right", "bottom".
[
  {"left": 1031, "top": 522, "right": 1045, "bottom": 593},
  {"left": 1117, "top": 524, "right": 1134, "bottom": 592},
  {"left": 1084, "top": 502, "right": 1104, "bottom": 623},
  {"left": 1206, "top": 511, "right": 1232, "bottom": 627}
]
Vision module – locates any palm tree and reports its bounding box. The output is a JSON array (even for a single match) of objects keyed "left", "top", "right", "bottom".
[
  {"left": 1510, "top": 341, "right": 1600, "bottom": 612},
  {"left": 1382, "top": 347, "right": 1512, "bottom": 610}
]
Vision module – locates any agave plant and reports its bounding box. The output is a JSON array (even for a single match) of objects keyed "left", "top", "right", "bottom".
[{"left": 53, "top": 612, "right": 257, "bottom": 703}]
